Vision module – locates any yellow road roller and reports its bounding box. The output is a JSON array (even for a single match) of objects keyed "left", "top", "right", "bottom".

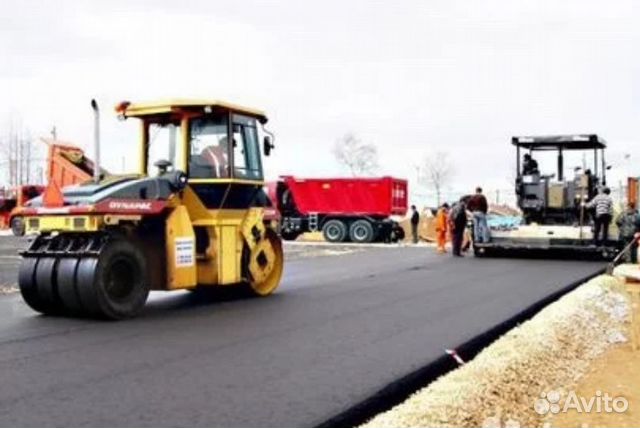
[{"left": 15, "top": 99, "right": 284, "bottom": 319}]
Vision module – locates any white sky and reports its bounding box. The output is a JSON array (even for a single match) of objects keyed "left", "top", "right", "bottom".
[{"left": 1, "top": 0, "right": 638, "bottom": 205}]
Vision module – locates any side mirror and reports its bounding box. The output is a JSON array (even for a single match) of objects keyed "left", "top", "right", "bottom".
[{"left": 263, "top": 136, "right": 275, "bottom": 156}]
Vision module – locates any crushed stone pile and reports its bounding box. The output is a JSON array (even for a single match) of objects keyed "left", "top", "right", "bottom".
[{"left": 361, "top": 273, "right": 630, "bottom": 428}]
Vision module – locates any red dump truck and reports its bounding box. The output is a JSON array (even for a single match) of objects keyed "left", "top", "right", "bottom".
[{"left": 269, "top": 176, "right": 408, "bottom": 243}]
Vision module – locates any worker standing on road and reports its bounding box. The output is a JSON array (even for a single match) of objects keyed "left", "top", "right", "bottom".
[
  {"left": 586, "top": 187, "right": 614, "bottom": 247},
  {"left": 410, "top": 205, "right": 420, "bottom": 244},
  {"left": 467, "top": 187, "right": 490, "bottom": 243},
  {"left": 615, "top": 202, "right": 640, "bottom": 262},
  {"left": 449, "top": 198, "right": 468, "bottom": 257},
  {"left": 435, "top": 203, "right": 450, "bottom": 254}
]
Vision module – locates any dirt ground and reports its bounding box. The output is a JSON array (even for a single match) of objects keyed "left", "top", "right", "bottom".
[{"left": 551, "top": 342, "right": 640, "bottom": 428}]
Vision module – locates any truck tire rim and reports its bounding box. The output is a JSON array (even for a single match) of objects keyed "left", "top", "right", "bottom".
[
  {"left": 106, "top": 258, "right": 139, "bottom": 303},
  {"left": 326, "top": 225, "right": 341, "bottom": 240},
  {"left": 353, "top": 225, "right": 369, "bottom": 240}
]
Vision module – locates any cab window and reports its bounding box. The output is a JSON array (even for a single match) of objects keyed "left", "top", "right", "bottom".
[
  {"left": 232, "top": 114, "right": 262, "bottom": 180},
  {"left": 147, "top": 121, "right": 182, "bottom": 176},
  {"left": 189, "top": 114, "right": 230, "bottom": 178}
]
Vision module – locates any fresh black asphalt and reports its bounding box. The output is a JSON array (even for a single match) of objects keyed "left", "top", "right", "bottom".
[{"left": 0, "top": 244, "right": 603, "bottom": 427}]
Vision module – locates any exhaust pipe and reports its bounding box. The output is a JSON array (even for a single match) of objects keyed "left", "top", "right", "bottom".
[{"left": 90, "top": 99, "right": 101, "bottom": 183}]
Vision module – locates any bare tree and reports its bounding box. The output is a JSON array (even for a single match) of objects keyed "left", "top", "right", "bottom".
[
  {"left": 333, "top": 133, "right": 379, "bottom": 176},
  {"left": 419, "top": 152, "right": 454, "bottom": 206},
  {"left": 0, "top": 116, "right": 39, "bottom": 187}
]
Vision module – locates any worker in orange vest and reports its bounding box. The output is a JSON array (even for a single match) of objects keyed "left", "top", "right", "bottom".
[{"left": 435, "top": 203, "right": 450, "bottom": 254}]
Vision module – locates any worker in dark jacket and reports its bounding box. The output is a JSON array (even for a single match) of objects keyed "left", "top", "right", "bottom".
[
  {"left": 410, "top": 205, "right": 420, "bottom": 244},
  {"left": 449, "top": 198, "right": 468, "bottom": 257},
  {"left": 467, "top": 187, "right": 490, "bottom": 243},
  {"left": 522, "top": 154, "right": 539, "bottom": 175},
  {"left": 616, "top": 202, "right": 640, "bottom": 262}
]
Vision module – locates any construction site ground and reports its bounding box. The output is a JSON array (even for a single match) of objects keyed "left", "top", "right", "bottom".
[
  {"left": 0, "top": 234, "right": 604, "bottom": 427},
  {"left": 552, "top": 342, "right": 640, "bottom": 427}
]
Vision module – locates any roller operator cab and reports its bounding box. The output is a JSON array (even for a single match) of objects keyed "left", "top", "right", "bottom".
[{"left": 17, "top": 100, "right": 283, "bottom": 319}]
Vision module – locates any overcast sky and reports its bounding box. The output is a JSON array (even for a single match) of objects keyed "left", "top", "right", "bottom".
[{"left": 1, "top": 0, "right": 638, "bottom": 204}]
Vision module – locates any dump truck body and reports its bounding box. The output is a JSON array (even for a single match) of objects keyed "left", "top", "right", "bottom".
[
  {"left": 4, "top": 142, "right": 102, "bottom": 236},
  {"left": 44, "top": 141, "right": 106, "bottom": 188},
  {"left": 271, "top": 176, "right": 408, "bottom": 243}
]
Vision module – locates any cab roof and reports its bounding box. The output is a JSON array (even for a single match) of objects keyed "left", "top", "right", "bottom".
[
  {"left": 511, "top": 134, "right": 606, "bottom": 150},
  {"left": 115, "top": 99, "right": 268, "bottom": 123}
]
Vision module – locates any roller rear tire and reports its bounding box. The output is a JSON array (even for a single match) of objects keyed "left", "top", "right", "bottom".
[{"left": 81, "top": 239, "right": 150, "bottom": 319}]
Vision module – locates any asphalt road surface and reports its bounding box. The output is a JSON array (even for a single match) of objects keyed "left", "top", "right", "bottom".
[
  {"left": 0, "top": 235, "right": 27, "bottom": 289},
  {"left": 0, "top": 244, "right": 603, "bottom": 427}
]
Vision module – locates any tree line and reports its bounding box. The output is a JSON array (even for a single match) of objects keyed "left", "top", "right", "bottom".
[
  {"left": 333, "top": 132, "right": 453, "bottom": 205},
  {"left": 0, "top": 118, "right": 43, "bottom": 187}
]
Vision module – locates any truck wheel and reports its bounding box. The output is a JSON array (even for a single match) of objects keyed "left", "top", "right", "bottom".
[
  {"left": 349, "top": 219, "right": 375, "bottom": 243},
  {"left": 281, "top": 230, "right": 300, "bottom": 241},
  {"left": 322, "top": 219, "right": 347, "bottom": 243},
  {"left": 11, "top": 216, "right": 25, "bottom": 236},
  {"left": 77, "top": 239, "right": 150, "bottom": 319}
]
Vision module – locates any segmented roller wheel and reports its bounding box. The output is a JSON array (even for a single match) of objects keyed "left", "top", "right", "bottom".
[
  {"left": 56, "top": 258, "right": 85, "bottom": 316},
  {"left": 19, "top": 236, "right": 150, "bottom": 320},
  {"left": 18, "top": 257, "right": 63, "bottom": 315},
  {"left": 243, "top": 229, "right": 284, "bottom": 297}
]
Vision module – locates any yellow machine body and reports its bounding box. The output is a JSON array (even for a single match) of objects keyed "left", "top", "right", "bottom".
[{"left": 17, "top": 99, "right": 283, "bottom": 319}]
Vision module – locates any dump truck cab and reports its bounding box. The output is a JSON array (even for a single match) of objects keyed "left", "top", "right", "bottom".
[
  {"left": 513, "top": 134, "right": 608, "bottom": 225},
  {"left": 17, "top": 99, "right": 283, "bottom": 319}
]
